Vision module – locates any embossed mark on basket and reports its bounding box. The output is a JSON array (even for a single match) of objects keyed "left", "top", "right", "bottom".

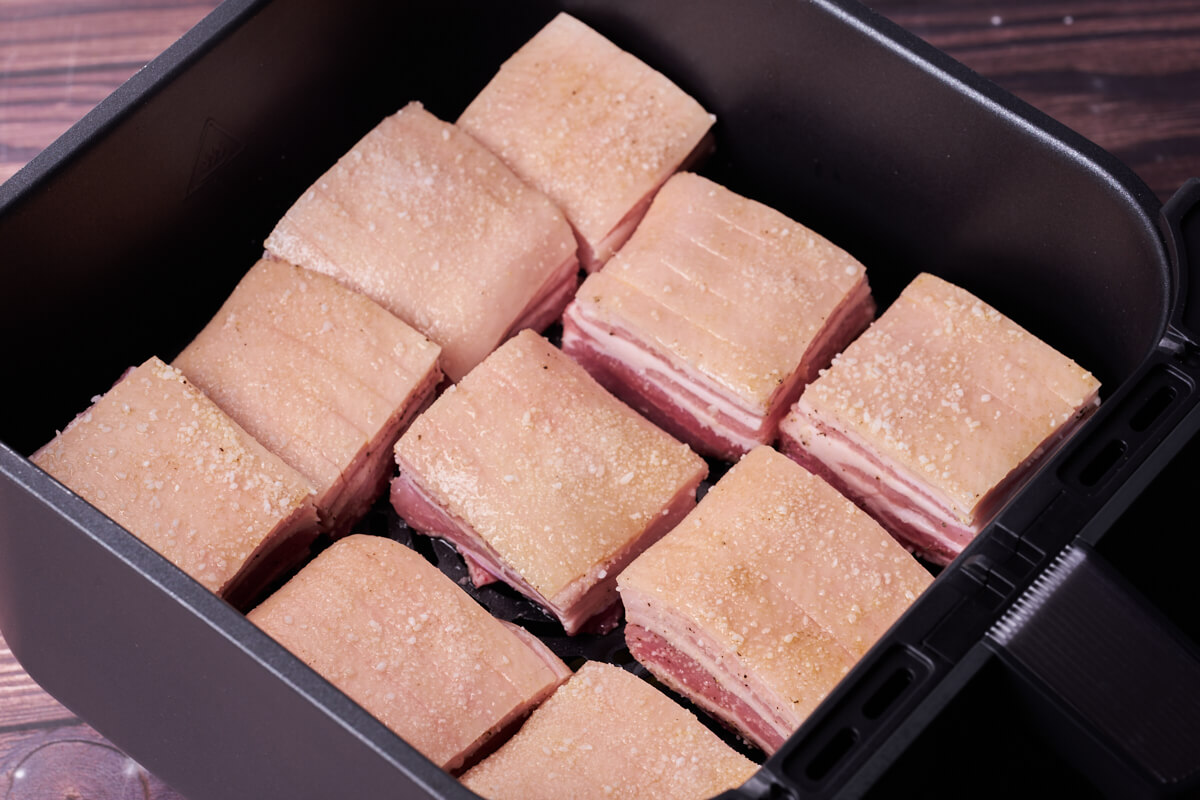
[{"left": 187, "top": 118, "right": 243, "bottom": 197}]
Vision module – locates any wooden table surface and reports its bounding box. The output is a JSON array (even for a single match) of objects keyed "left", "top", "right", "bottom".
[{"left": 1, "top": 0, "right": 1197, "bottom": 796}]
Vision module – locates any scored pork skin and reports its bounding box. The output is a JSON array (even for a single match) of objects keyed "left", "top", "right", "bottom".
[
  {"left": 31, "top": 357, "right": 318, "bottom": 607},
  {"left": 458, "top": 13, "right": 715, "bottom": 272},
  {"left": 392, "top": 330, "right": 707, "bottom": 635},
  {"left": 174, "top": 259, "right": 441, "bottom": 538},
  {"left": 562, "top": 172, "right": 874, "bottom": 461},
  {"left": 247, "top": 535, "right": 570, "bottom": 773},
  {"left": 778, "top": 272, "right": 1101, "bottom": 564},
  {"left": 617, "top": 446, "right": 932, "bottom": 753},
  {"left": 264, "top": 102, "right": 578, "bottom": 381},
  {"left": 460, "top": 661, "right": 757, "bottom": 800}
]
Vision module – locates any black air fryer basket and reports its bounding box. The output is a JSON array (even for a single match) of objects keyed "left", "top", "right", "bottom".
[{"left": 1, "top": 1, "right": 1198, "bottom": 798}]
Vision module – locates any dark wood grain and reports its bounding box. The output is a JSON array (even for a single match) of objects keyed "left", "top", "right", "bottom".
[
  {"left": 0, "top": 630, "right": 74, "bottom": 730},
  {"left": 1, "top": 0, "right": 1197, "bottom": 796},
  {"left": 867, "top": 0, "right": 1200, "bottom": 201},
  {"left": 0, "top": 0, "right": 220, "bottom": 183},
  {"left": 0, "top": 7, "right": 221, "bottom": 793}
]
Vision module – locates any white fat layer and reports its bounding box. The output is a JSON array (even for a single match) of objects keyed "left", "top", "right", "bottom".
[
  {"left": 394, "top": 469, "right": 616, "bottom": 634},
  {"left": 623, "top": 587, "right": 797, "bottom": 746},
  {"left": 564, "top": 303, "right": 766, "bottom": 443},
  {"left": 782, "top": 403, "right": 976, "bottom": 548}
]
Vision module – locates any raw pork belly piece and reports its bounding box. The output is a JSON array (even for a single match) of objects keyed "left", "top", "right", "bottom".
[
  {"left": 248, "top": 535, "right": 569, "bottom": 773},
  {"left": 461, "top": 661, "right": 757, "bottom": 800},
  {"left": 617, "top": 446, "right": 932, "bottom": 754},
  {"left": 31, "top": 357, "right": 318, "bottom": 607},
  {"left": 392, "top": 330, "right": 707, "bottom": 635},
  {"left": 457, "top": 13, "right": 715, "bottom": 271},
  {"left": 778, "top": 272, "right": 1102, "bottom": 565},
  {"left": 175, "top": 259, "right": 441, "bottom": 538},
  {"left": 264, "top": 101, "right": 577, "bottom": 381},
  {"left": 562, "top": 172, "right": 874, "bottom": 461}
]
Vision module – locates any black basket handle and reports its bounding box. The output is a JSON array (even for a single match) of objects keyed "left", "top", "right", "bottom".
[
  {"left": 712, "top": 184, "right": 1200, "bottom": 800},
  {"left": 987, "top": 544, "right": 1200, "bottom": 797}
]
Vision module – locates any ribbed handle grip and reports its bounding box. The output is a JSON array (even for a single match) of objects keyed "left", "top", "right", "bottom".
[{"left": 989, "top": 545, "right": 1200, "bottom": 795}]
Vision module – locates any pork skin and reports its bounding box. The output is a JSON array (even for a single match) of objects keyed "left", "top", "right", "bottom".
[
  {"left": 31, "top": 357, "right": 319, "bottom": 608},
  {"left": 248, "top": 535, "right": 570, "bottom": 773},
  {"left": 458, "top": 14, "right": 715, "bottom": 272},
  {"left": 264, "top": 102, "right": 578, "bottom": 380},
  {"left": 617, "top": 446, "right": 932, "bottom": 753},
  {"left": 392, "top": 330, "right": 707, "bottom": 635},
  {"left": 174, "top": 259, "right": 441, "bottom": 538},
  {"left": 778, "top": 273, "right": 1101, "bottom": 564},
  {"left": 563, "top": 172, "right": 874, "bottom": 460},
  {"left": 460, "top": 661, "right": 757, "bottom": 799}
]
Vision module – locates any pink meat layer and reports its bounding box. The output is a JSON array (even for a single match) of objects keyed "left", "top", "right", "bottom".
[
  {"left": 566, "top": 131, "right": 715, "bottom": 272},
  {"left": 174, "top": 259, "right": 443, "bottom": 540},
  {"left": 778, "top": 417, "right": 971, "bottom": 563},
  {"left": 264, "top": 102, "right": 578, "bottom": 381},
  {"left": 562, "top": 278, "right": 873, "bottom": 461},
  {"left": 391, "top": 455, "right": 700, "bottom": 635},
  {"left": 777, "top": 273, "right": 1102, "bottom": 565},
  {"left": 320, "top": 364, "right": 441, "bottom": 538},
  {"left": 779, "top": 402, "right": 1096, "bottom": 564},
  {"left": 457, "top": 14, "right": 715, "bottom": 272},
  {"left": 626, "top": 623, "right": 785, "bottom": 753},
  {"left": 391, "top": 330, "right": 708, "bottom": 636},
  {"left": 506, "top": 248, "right": 584, "bottom": 339},
  {"left": 617, "top": 446, "right": 932, "bottom": 754},
  {"left": 561, "top": 172, "right": 875, "bottom": 461}
]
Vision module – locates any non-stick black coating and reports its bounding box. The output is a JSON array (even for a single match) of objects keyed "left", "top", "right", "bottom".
[
  {"left": 0, "top": 1, "right": 1176, "bottom": 799},
  {"left": 0, "top": 0, "right": 1170, "bottom": 455}
]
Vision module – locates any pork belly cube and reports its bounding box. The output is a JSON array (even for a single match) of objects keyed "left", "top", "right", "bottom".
[
  {"left": 174, "top": 259, "right": 441, "bottom": 538},
  {"left": 617, "top": 446, "right": 932, "bottom": 754},
  {"left": 562, "top": 173, "right": 874, "bottom": 461},
  {"left": 778, "top": 273, "right": 1101, "bottom": 564},
  {"left": 461, "top": 661, "right": 757, "bottom": 800},
  {"left": 264, "top": 101, "right": 578, "bottom": 381},
  {"left": 392, "top": 329, "right": 707, "bottom": 635},
  {"left": 458, "top": 13, "right": 715, "bottom": 272},
  {"left": 31, "top": 357, "right": 318, "bottom": 607},
  {"left": 248, "top": 535, "right": 569, "bottom": 773}
]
